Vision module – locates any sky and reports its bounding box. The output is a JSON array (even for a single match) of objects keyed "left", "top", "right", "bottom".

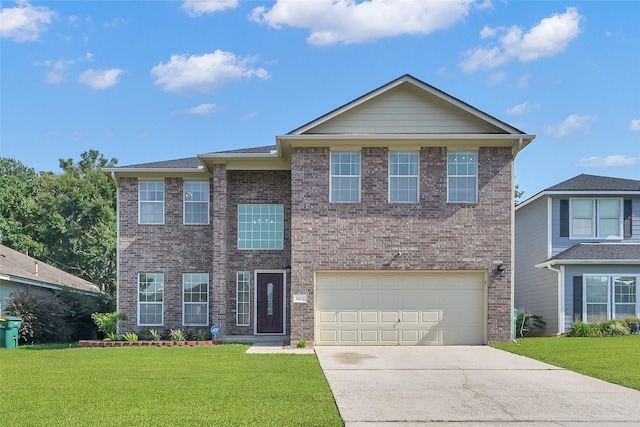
[{"left": 1, "top": 0, "right": 638, "bottom": 199}]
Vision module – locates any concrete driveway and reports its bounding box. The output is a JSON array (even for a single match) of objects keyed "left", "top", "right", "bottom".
[{"left": 315, "top": 346, "right": 640, "bottom": 426}]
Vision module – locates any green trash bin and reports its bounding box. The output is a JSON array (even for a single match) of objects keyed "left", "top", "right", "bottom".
[{"left": 0, "top": 316, "right": 23, "bottom": 349}]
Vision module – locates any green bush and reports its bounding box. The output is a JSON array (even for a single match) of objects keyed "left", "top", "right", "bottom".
[
  {"left": 57, "top": 288, "right": 114, "bottom": 340},
  {"left": 516, "top": 313, "right": 546, "bottom": 337},
  {"left": 91, "top": 312, "right": 127, "bottom": 337},
  {"left": 566, "top": 321, "right": 594, "bottom": 337},
  {"left": 567, "top": 320, "right": 630, "bottom": 337}
]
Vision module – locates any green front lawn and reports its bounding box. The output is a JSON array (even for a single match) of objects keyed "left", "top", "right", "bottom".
[
  {"left": 493, "top": 336, "right": 640, "bottom": 390},
  {"left": 0, "top": 344, "right": 343, "bottom": 426}
]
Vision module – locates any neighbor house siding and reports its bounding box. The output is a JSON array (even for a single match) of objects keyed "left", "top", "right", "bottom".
[
  {"left": 312, "top": 88, "right": 497, "bottom": 134},
  {"left": 118, "top": 176, "right": 215, "bottom": 333},
  {"left": 290, "top": 145, "right": 514, "bottom": 343},
  {"left": 514, "top": 196, "right": 559, "bottom": 334}
]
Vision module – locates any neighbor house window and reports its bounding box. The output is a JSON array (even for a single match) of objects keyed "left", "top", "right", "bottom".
[
  {"left": 570, "top": 198, "right": 622, "bottom": 239},
  {"left": 447, "top": 150, "right": 477, "bottom": 203},
  {"left": 184, "top": 181, "right": 210, "bottom": 225},
  {"left": 236, "top": 271, "right": 250, "bottom": 326},
  {"left": 389, "top": 151, "right": 419, "bottom": 203},
  {"left": 237, "top": 204, "right": 284, "bottom": 250},
  {"left": 139, "top": 180, "right": 164, "bottom": 224},
  {"left": 330, "top": 151, "right": 361, "bottom": 203},
  {"left": 138, "top": 273, "right": 163, "bottom": 326},
  {"left": 183, "top": 273, "right": 209, "bottom": 326},
  {"left": 584, "top": 275, "right": 638, "bottom": 322}
]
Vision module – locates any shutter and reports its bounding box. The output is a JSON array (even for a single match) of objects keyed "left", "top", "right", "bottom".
[
  {"left": 572, "top": 276, "right": 583, "bottom": 322},
  {"left": 560, "top": 200, "right": 569, "bottom": 237},
  {"left": 624, "top": 199, "right": 632, "bottom": 238}
]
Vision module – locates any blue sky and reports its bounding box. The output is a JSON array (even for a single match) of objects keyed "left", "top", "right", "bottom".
[{"left": 1, "top": 0, "right": 638, "bottom": 199}]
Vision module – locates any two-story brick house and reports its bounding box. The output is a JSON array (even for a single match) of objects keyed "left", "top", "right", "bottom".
[
  {"left": 105, "top": 74, "right": 535, "bottom": 345},
  {"left": 515, "top": 174, "right": 640, "bottom": 335}
]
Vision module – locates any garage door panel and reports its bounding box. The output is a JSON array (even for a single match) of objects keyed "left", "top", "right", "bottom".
[{"left": 316, "top": 273, "right": 485, "bottom": 346}]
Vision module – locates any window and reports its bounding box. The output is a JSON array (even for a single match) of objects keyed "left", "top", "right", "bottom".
[
  {"left": 584, "top": 275, "right": 638, "bottom": 322},
  {"left": 138, "top": 273, "right": 163, "bottom": 326},
  {"left": 237, "top": 204, "right": 284, "bottom": 250},
  {"left": 389, "top": 151, "right": 419, "bottom": 203},
  {"left": 237, "top": 271, "right": 250, "bottom": 326},
  {"left": 183, "top": 273, "right": 209, "bottom": 326},
  {"left": 330, "top": 151, "right": 361, "bottom": 203},
  {"left": 184, "top": 181, "right": 210, "bottom": 225},
  {"left": 139, "top": 181, "right": 164, "bottom": 224},
  {"left": 570, "top": 198, "right": 622, "bottom": 239},
  {"left": 447, "top": 150, "right": 477, "bottom": 203}
]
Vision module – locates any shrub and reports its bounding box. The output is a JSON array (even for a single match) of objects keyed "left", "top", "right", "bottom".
[
  {"left": 148, "top": 329, "right": 162, "bottom": 341},
  {"left": 91, "top": 312, "right": 128, "bottom": 337},
  {"left": 567, "top": 320, "right": 630, "bottom": 337},
  {"left": 516, "top": 313, "right": 546, "bottom": 338},
  {"left": 566, "top": 321, "right": 595, "bottom": 337},
  {"left": 121, "top": 332, "right": 138, "bottom": 342},
  {"left": 4, "top": 289, "right": 71, "bottom": 344},
  {"left": 57, "top": 288, "right": 114, "bottom": 340},
  {"left": 169, "top": 329, "right": 185, "bottom": 341}
]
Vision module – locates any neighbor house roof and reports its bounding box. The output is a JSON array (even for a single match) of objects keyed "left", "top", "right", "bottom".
[
  {"left": 536, "top": 243, "right": 640, "bottom": 268},
  {"left": 0, "top": 244, "right": 101, "bottom": 293},
  {"left": 517, "top": 174, "right": 640, "bottom": 210}
]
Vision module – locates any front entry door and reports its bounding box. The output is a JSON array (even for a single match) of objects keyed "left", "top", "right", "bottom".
[{"left": 256, "top": 272, "right": 284, "bottom": 334}]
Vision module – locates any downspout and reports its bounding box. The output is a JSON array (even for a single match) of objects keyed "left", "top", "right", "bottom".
[
  {"left": 544, "top": 263, "right": 564, "bottom": 335},
  {"left": 110, "top": 171, "right": 121, "bottom": 330},
  {"left": 510, "top": 137, "right": 524, "bottom": 341}
]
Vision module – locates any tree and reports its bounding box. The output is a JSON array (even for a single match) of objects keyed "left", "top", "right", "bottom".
[{"left": 515, "top": 184, "right": 525, "bottom": 205}]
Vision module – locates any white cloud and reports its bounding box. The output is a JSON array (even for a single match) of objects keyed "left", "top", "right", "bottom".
[
  {"left": 577, "top": 155, "right": 639, "bottom": 168},
  {"left": 173, "top": 103, "right": 219, "bottom": 115},
  {"left": 250, "top": 0, "right": 474, "bottom": 45},
  {"left": 103, "top": 17, "right": 129, "bottom": 29},
  {"left": 78, "top": 68, "right": 125, "bottom": 89},
  {"left": 0, "top": 0, "right": 55, "bottom": 42},
  {"left": 151, "top": 50, "right": 269, "bottom": 93},
  {"left": 240, "top": 112, "right": 258, "bottom": 121},
  {"left": 507, "top": 101, "right": 539, "bottom": 116},
  {"left": 488, "top": 71, "right": 506, "bottom": 86},
  {"left": 182, "top": 0, "right": 238, "bottom": 16},
  {"left": 630, "top": 119, "right": 640, "bottom": 131},
  {"left": 515, "top": 74, "right": 531, "bottom": 89},
  {"left": 461, "top": 7, "right": 582, "bottom": 72},
  {"left": 544, "top": 114, "right": 597, "bottom": 138}
]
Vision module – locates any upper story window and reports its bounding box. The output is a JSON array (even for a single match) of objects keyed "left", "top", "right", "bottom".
[
  {"left": 238, "top": 204, "right": 284, "bottom": 250},
  {"left": 184, "top": 181, "right": 210, "bottom": 225},
  {"left": 389, "top": 151, "right": 419, "bottom": 203},
  {"left": 330, "top": 151, "right": 361, "bottom": 203},
  {"left": 571, "top": 198, "right": 622, "bottom": 239},
  {"left": 447, "top": 150, "right": 478, "bottom": 203},
  {"left": 138, "top": 272, "right": 163, "bottom": 326},
  {"left": 139, "top": 180, "right": 164, "bottom": 224}
]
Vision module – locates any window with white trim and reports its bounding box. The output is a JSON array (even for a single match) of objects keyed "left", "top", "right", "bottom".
[
  {"left": 330, "top": 151, "right": 361, "bottom": 203},
  {"left": 139, "top": 181, "right": 164, "bottom": 224},
  {"left": 447, "top": 150, "right": 477, "bottom": 203},
  {"left": 138, "top": 273, "right": 163, "bottom": 326},
  {"left": 570, "top": 198, "right": 622, "bottom": 239},
  {"left": 184, "top": 181, "right": 210, "bottom": 225},
  {"left": 183, "top": 273, "right": 209, "bottom": 326},
  {"left": 584, "top": 275, "right": 638, "bottom": 322},
  {"left": 237, "top": 204, "right": 284, "bottom": 250},
  {"left": 236, "top": 271, "right": 250, "bottom": 326},
  {"left": 389, "top": 151, "right": 419, "bottom": 203}
]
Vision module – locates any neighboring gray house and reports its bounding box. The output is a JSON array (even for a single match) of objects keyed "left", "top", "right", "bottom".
[
  {"left": 515, "top": 174, "right": 640, "bottom": 335},
  {"left": 0, "top": 244, "right": 102, "bottom": 315},
  {"left": 105, "top": 74, "right": 536, "bottom": 345}
]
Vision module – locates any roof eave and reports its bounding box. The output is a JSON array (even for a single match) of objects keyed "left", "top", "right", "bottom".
[
  {"left": 518, "top": 190, "right": 640, "bottom": 210},
  {"left": 536, "top": 259, "right": 640, "bottom": 268}
]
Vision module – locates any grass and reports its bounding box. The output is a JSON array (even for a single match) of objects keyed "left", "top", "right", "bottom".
[
  {"left": 493, "top": 335, "right": 640, "bottom": 390},
  {"left": 0, "top": 344, "right": 343, "bottom": 426}
]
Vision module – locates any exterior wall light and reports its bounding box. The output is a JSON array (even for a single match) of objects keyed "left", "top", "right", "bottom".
[{"left": 496, "top": 263, "right": 507, "bottom": 277}]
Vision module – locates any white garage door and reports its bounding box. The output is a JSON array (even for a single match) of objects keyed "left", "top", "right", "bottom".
[{"left": 315, "top": 272, "right": 485, "bottom": 345}]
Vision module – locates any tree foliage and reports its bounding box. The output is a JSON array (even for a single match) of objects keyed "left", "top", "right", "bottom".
[{"left": 0, "top": 150, "right": 118, "bottom": 294}]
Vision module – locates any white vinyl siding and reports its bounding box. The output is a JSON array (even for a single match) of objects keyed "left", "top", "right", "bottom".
[
  {"left": 237, "top": 271, "right": 250, "bottom": 326},
  {"left": 447, "top": 151, "right": 477, "bottom": 203},
  {"left": 138, "top": 273, "right": 163, "bottom": 326},
  {"left": 139, "top": 181, "right": 164, "bottom": 224},
  {"left": 183, "top": 273, "right": 209, "bottom": 326},
  {"left": 389, "top": 151, "right": 419, "bottom": 203},
  {"left": 570, "top": 198, "right": 622, "bottom": 239},
  {"left": 237, "top": 204, "right": 284, "bottom": 250},
  {"left": 330, "top": 151, "right": 361, "bottom": 203},
  {"left": 184, "top": 181, "right": 209, "bottom": 225}
]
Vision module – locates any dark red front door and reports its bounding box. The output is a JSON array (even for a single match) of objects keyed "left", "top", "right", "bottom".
[{"left": 256, "top": 272, "right": 284, "bottom": 334}]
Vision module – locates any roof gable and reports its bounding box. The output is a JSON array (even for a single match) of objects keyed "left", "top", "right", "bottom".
[{"left": 289, "top": 74, "right": 524, "bottom": 136}]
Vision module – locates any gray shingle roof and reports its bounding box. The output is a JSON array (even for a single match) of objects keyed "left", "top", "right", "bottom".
[
  {"left": 117, "top": 157, "right": 203, "bottom": 169},
  {"left": 550, "top": 243, "right": 640, "bottom": 261},
  {"left": 545, "top": 174, "right": 640, "bottom": 192},
  {"left": 0, "top": 244, "right": 102, "bottom": 293}
]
